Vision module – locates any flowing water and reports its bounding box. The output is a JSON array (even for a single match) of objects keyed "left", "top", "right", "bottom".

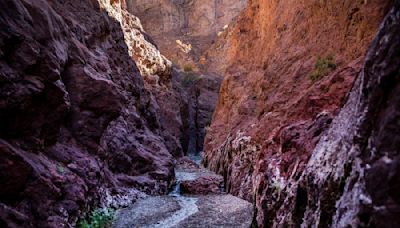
[{"left": 113, "top": 154, "right": 253, "bottom": 228}]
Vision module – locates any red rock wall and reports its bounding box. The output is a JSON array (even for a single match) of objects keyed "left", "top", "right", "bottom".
[
  {"left": 203, "top": 0, "right": 393, "bottom": 226},
  {"left": 0, "top": 0, "right": 176, "bottom": 226},
  {"left": 126, "top": 0, "right": 247, "bottom": 69}
]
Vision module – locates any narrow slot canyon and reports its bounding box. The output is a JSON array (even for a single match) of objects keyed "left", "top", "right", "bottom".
[{"left": 0, "top": 0, "right": 399, "bottom": 228}]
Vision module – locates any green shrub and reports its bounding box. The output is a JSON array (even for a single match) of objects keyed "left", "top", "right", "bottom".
[
  {"left": 181, "top": 72, "right": 201, "bottom": 87},
  {"left": 309, "top": 54, "right": 337, "bottom": 82},
  {"left": 183, "top": 64, "right": 193, "bottom": 72},
  {"left": 77, "top": 208, "right": 115, "bottom": 228}
]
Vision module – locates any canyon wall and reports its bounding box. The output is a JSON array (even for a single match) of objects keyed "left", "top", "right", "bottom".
[
  {"left": 125, "top": 0, "right": 247, "bottom": 70},
  {"left": 203, "top": 0, "right": 396, "bottom": 226},
  {"left": 122, "top": 0, "right": 239, "bottom": 154},
  {"left": 0, "top": 0, "right": 180, "bottom": 226}
]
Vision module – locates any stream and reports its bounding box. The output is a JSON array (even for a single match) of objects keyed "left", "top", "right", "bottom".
[{"left": 113, "top": 154, "right": 253, "bottom": 228}]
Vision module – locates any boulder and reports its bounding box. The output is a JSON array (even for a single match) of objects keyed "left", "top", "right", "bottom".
[{"left": 181, "top": 175, "right": 224, "bottom": 195}]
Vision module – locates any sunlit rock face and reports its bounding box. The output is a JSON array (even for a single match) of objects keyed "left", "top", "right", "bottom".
[
  {"left": 203, "top": 0, "right": 394, "bottom": 226},
  {"left": 125, "top": 0, "right": 247, "bottom": 68},
  {"left": 99, "top": 0, "right": 187, "bottom": 158},
  {"left": 99, "top": 0, "right": 172, "bottom": 79}
]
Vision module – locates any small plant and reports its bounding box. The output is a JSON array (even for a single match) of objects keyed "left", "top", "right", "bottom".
[
  {"left": 77, "top": 208, "right": 115, "bottom": 228},
  {"left": 183, "top": 64, "right": 193, "bottom": 72},
  {"left": 181, "top": 72, "right": 201, "bottom": 87},
  {"left": 309, "top": 54, "right": 337, "bottom": 82}
]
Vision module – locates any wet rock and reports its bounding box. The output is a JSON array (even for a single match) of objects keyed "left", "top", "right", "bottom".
[
  {"left": 113, "top": 195, "right": 253, "bottom": 228},
  {"left": 176, "top": 157, "right": 200, "bottom": 170},
  {"left": 178, "top": 195, "right": 253, "bottom": 228}
]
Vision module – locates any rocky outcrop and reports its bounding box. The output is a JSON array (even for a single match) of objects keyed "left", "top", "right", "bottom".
[
  {"left": 173, "top": 156, "right": 224, "bottom": 195},
  {"left": 0, "top": 0, "right": 176, "bottom": 226},
  {"left": 180, "top": 175, "right": 224, "bottom": 195},
  {"left": 99, "top": 0, "right": 172, "bottom": 79},
  {"left": 203, "top": 0, "right": 394, "bottom": 226}
]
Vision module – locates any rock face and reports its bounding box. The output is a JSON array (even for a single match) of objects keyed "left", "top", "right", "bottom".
[
  {"left": 99, "top": 0, "right": 186, "bottom": 158},
  {"left": 99, "top": 0, "right": 172, "bottom": 79},
  {"left": 203, "top": 0, "right": 395, "bottom": 226},
  {"left": 0, "top": 0, "right": 178, "bottom": 226},
  {"left": 125, "top": 0, "right": 247, "bottom": 68},
  {"left": 100, "top": 0, "right": 223, "bottom": 156},
  {"left": 273, "top": 4, "right": 400, "bottom": 226},
  {"left": 180, "top": 73, "right": 222, "bottom": 154}
]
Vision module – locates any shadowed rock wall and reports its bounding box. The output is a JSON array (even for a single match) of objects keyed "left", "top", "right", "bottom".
[{"left": 0, "top": 0, "right": 176, "bottom": 226}]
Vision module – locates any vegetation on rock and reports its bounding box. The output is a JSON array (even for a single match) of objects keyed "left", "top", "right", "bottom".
[
  {"left": 182, "top": 72, "right": 201, "bottom": 87},
  {"left": 183, "top": 63, "right": 194, "bottom": 72},
  {"left": 309, "top": 54, "right": 337, "bottom": 82},
  {"left": 77, "top": 208, "right": 115, "bottom": 228}
]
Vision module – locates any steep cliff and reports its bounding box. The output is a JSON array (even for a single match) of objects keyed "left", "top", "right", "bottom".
[
  {"left": 274, "top": 5, "right": 400, "bottom": 226},
  {"left": 203, "top": 0, "right": 395, "bottom": 226},
  {"left": 0, "top": 0, "right": 177, "bottom": 226}
]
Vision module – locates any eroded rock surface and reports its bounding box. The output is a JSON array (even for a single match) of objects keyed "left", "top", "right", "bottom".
[
  {"left": 0, "top": 0, "right": 177, "bottom": 226},
  {"left": 173, "top": 157, "right": 224, "bottom": 195},
  {"left": 275, "top": 4, "right": 400, "bottom": 227},
  {"left": 180, "top": 175, "right": 224, "bottom": 195},
  {"left": 203, "top": 0, "right": 395, "bottom": 226}
]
